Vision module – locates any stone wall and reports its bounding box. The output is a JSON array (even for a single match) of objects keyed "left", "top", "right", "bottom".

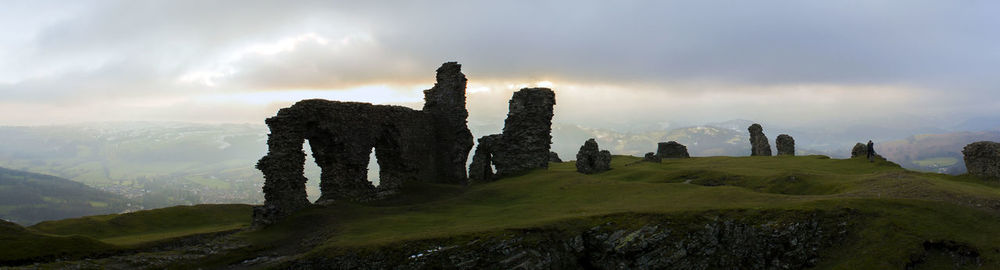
[
  {"left": 254, "top": 62, "right": 473, "bottom": 226},
  {"left": 469, "top": 88, "right": 557, "bottom": 182}
]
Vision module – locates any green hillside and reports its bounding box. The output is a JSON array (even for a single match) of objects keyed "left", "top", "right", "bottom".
[
  {"left": 9, "top": 155, "right": 1000, "bottom": 268},
  {"left": 30, "top": 204, "right": 252, "bottom": 246},
  {"left": 0, "top": 167, "right": 136, "bottom": 225},
  {"left": 0, "top": 219, "right": 116, "bottom": 265},
  {"left": 0, "top": 204, "right": 251, "bottom": 266},
  {"left": 218, "top": 155, "right": 997, "bottom": 269}
]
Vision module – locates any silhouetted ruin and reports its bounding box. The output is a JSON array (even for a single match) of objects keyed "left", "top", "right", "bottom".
[
  {"left": 963, "top": 141, "right": 1000, "bottom": 179},
  {"left": 576, "top": 138, "right": 611, "bottom": 174},
  {"left": 748, "top": 124, "right": 772, "bottom": 156},
  {"left": 657, "top": 141, "right": 690, "bottom": 158},
  {"left": 468, "top": 134, "right": 501, "bottom": 183},
  {"left": 253, "top": 62, "right": 474, "bottom": 226},
  {"left": 468, "top": 88, "right": 557, "bottom": 182},
  {"left": 776, "top": 134, "right": 795, "bottom": 156}
]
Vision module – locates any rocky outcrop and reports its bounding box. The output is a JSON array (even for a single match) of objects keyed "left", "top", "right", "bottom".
[
  {"left": 468, "top": 134, "right": 502, "bottom": 183},
  {"left": 549, "top": 152, "right": 563, "bottom": 163},
  {"left": 962, "top": 141, "right": 1000, "bottom": 179},
  {"left": 748, "top": 124, "right": 772, "bottom": 156},
  {"left": 776, "top": 134, "right": 795, "bottom": 156},
  {"left": 643, "top": 152, "right": 661, "bottom": 163},
  {"left": 287, "top": 210, "right": 856, "bottom": 269},
  {"left": 254, "top": 62, "right": 474, "bottom": 226},
  {"left": 656, "top": 141, "right": 690, "bottom": 158},
  {"left": 469, "top": 88, "right": 557, "bottom": 181},
  {"left": 851, "top": 142, "right": 883, "bottom": 160},
  {"left": 576, "top": 139, "right": 611, "bottom": 174}
]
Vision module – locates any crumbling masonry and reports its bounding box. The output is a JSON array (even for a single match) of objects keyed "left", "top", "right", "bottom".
[
  {"left": 468, "top": 88, "right": 556, "bottom": 182},
  {"left": 253, "top": 62, "right": 473, "bottom": 226}
]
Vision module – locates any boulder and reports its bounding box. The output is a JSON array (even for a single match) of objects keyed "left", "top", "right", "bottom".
[
  {"left": 775, "top": 134, "right": 795, "bottom": 156},
  {"left": 576, "top": 139, "right": 611, "bottom": 174},
  {"left": 656, "top": 141, "right": 690, "bottom": 158},
  {"left": 850, "top": 142, "right": 884, "bottom": 160},
  {"left": 643, "top": 152, "right": 661, "bottom": 163},
  {"left": 962, "top": 141, "right": 1000, "bottom": 179}
]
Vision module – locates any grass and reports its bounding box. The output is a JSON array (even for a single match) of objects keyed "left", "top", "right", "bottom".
[
  {"left": 29, "top": 204, "right": 252, "bottom": 246},
  {"left": 9, "top": 155, "right": 1000, "bottom": 268},
  {"left": 236, "top": 155, "right": 1000, "bottom": 268}
]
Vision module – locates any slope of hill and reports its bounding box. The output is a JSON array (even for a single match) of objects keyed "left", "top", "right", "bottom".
[
  {"left": 0, "top": 167, "right": 136, "bottom": 225},
  {"left": 0, "top": 122, "right": 269, "bottom": 208},
  {"left": 879, "top": 130, "right": 1000, "bottom": 174},
  {"left": 13, "top": 155, "right": 999, "bottom": 269},
  {"left": 0, "top": 219, "right": 116, "bottom": 265},
  {"left": 0, "top": 204, "right": 252, "bottom": 266}
]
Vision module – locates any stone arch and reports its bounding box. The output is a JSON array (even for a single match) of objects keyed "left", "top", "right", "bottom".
[{"left": 254, "top": 62, "right": 474, "bottom": 226}]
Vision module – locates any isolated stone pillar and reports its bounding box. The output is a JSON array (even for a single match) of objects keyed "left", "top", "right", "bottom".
[
  {"left": 748, "top": 124, "right": 772, "bottom": 156},
  {"left": 776, "top": 134, "right": 795, "bottom": 156}
]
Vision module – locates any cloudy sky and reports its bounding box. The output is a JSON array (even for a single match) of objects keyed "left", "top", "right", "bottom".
[{"left": 1, "top": 1, "right": 997, "bottom": 131}]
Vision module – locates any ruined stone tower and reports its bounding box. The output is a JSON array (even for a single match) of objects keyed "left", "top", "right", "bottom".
[
  {"left": 469, "top": 88, "right": 557, "bottom": 182},
  {"left": 253, "top": 62, "right": 473, "bottom": 226}
]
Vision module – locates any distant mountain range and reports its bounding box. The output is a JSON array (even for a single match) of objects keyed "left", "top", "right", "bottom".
[{"left": 0, "top": 167, "right": 136, "bottom": 225}]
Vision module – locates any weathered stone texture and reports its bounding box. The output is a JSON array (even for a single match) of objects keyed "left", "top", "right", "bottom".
[
  {"left": 422, "top": 62, "right": 475, "bottom": 184},
  {"left": 576, "top": 139, "right": 611, "bottom": 174},
  {"left": 850, "top": 142, "right": 884, "bottom": 160},
  {"left": 468, "top": 134, "right": 501, "bottom": 183},
  {"left": 776, "top": 134, "right": 795, "bottom": 156},
  {"left": 748, "top": 124, "right": 772, "bottom": 156},
  {"left": 549, "top": 152, "right": 563, "bottom": 163},
  {"left": 254, "top": 62, "right": 474, "bottom": 226},
  {"left": 467, "top": 88, "right": 557, "bottom": 182},
  {"left": 643, "top": 152, "right": 661, "bottom": 163},
  {"left": 657, "top": 141, "right": 690, "bottom": 158},
  {"left": 491, "top": 88, "right": 557, "bottom": 177},
  {"left": 963, "top": 141, "right": 1000, "bottom": 179}
]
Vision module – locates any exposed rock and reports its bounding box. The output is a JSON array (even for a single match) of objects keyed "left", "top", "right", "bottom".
[
  {"left": 962, "top": 141, "right": 1000, "bottom": 179},
  {"left": 286, "top": 210, "right": 856, "bottom": 269},
  {"left": 748, "top": 124, "right": 772, "bottom": 156},
  {"left": 469, "top": 88, "right": 557, "bottom": 181},
  {"left": 643, "top": 152, "right": 661, "bottom": 163},
  {"left": 776, "top": 134, "right": 795, "bottom": 156},
  {"left": 549, "top": 152, "right": 563, "bottom": 163},
  {"left": 850, "top": 142, "right": 883, "bottom": 160},
  {"left": 656, "top": 141, "right": 690, "bottom": 158},
  {"left": 468, "top": 134, "right": 501, "bottom": 183},
  {"left": 254, "top": 62, "right": 474, "bottom": 226},
  {"left": 576, "top": 139, "right": 611, "bottom": 174}
]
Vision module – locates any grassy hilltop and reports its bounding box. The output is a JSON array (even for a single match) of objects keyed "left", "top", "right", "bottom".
[{"left": 3, "top": 155, "right": 999, "bottom": 268}]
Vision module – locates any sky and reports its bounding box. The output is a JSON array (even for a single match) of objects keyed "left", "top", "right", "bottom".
[{"left": 1, "top": 1, "right": 998, "bottom": 132}]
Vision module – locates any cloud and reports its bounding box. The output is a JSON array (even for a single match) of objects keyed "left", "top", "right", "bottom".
[{"left": 0, "top": 1, "right": 997, "bottom": 128}]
